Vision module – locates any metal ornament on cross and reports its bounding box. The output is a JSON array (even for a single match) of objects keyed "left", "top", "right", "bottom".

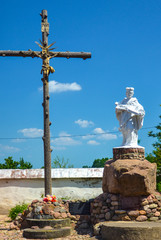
[{"left": 0, "top": 10, "right": 91, "bottom": 196}]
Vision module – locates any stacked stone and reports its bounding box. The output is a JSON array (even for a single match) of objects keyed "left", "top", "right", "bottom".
[
  {"left": 140, "top": 194, "right": 161, "bottom": 221},
  {"left": 13, "top": 199, "right": 71, "bottom": 229},
  {"left": 75, "top": 215, "right": 91, "bottom": 232},
  {"left": 113, "top": 147, "right": 145, "bottom": 161},
  {"left": 26, "top": 199, "right": 70, "bottom": 219},
  {"left": 90, "top": 193, "right": 161, "bottom": 224},
  {"left": 91, "top": 193, "right": 120, "bottom": 224},
  {"left": 13, "top": 199, "right": 91, "bottom": 231}
]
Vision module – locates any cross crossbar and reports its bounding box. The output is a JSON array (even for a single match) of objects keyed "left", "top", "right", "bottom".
[{"left": 0, "top": 50, "right": 91, "bottom": 59}]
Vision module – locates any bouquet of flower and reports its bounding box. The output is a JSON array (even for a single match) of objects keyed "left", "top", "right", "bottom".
[{"left": 43, "top": 195, "right": 56, "bottom": 203}]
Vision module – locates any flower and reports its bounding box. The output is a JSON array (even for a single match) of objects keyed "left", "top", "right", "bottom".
[
  {"left": 51, "top": 195, "right": 56, "bottom": 202},
  {"left": 43, "top": 195, "right": 57, "bottom": 203},
  {"left": 43, "top": 197, "right": 48, "bottom": 202}
]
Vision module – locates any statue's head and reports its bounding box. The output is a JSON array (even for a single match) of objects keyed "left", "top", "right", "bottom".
[{"left": 126, "top": 87, "right": 134, "bottom": 99}]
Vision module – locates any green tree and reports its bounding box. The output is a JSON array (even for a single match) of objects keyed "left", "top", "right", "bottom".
[
  {"left": 146, "top": 106, "right": 161, "bottom": 190},
  {"left": 82, "top": 165, "right": 90, "bottom": 168},
  {"left": 0, "top": 157, "right": 19, "bottom": 169},
  {"left": 52, "top": 156, "right": 74, "bottom": 168},
  {"left": 82, "top": 157, "right": 109, "bottom": 168},
  {"left": 19, "top": 157, "right": 33, "bottom": 169},
  {"left": 92, "top": 157, "right": 109, "bottom": 168},
  {"left": 0, "top": 157, "right": 32, "bottom": 169}
]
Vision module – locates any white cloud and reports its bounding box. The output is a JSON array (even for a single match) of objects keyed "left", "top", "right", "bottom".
[
  {"left": 18, "top": 128, "right": 43, "bottom": 138},
  {"left": 39, "top": 81, "right": 82, "bottom": 93},
  {"left": 87, "top": 140, "right": 100, "bottom": 145},
  {"left": 75, "top": 119, "right": 94, "bottom": 128},
  {"left": 51, "top": 131, "right": 81, "bottom": 146},
  {"left": 93, "top": 128, "right": 117, "bottom": 140},
  {"left": 81, "top": 127, "right": 117, "bottom": 145},
  {"left": 93, "top": 128, "right": 105, "bottom": 134},
  {"left": 0, "top": 144, "right": 20, "bottom": 153}
]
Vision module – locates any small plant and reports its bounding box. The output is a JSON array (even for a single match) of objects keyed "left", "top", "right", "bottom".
[
  {"left": 9, "top": 203, "right": 28, "bottom": 220},
  {"left": 40, "top": 193, "right": 44, "bottom": 198}
]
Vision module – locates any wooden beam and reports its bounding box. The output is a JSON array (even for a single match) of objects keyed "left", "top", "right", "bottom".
[{"left": 0, "top": 50, "right": 91, "bottom": 59}]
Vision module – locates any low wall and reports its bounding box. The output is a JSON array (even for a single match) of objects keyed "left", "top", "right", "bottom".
[{"left": 0, "top": 168, "right": 103, "bottom": 214}]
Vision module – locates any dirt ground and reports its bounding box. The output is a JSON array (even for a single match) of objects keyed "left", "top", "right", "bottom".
[{"left": 0, "top": 215, "right": 101, "bottom": 240}]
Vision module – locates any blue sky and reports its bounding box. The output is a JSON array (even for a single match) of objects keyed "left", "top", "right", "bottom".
[{"left": 0, "top": 0, "right": 160, "bottom": 168}]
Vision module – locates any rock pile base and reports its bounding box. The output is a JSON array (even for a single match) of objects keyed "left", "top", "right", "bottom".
[
  {"left": 12, "top": 199, "right": 92, "bottom": 238},
  {"left": 91, "top": 192, "right": 161, "bottom": 224},
  {"left": 19, "top": 199, "right": 72, "bottom": 239}
]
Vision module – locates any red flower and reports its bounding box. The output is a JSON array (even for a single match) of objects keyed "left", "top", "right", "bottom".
[
  {"left": 43, "top": 195, "right": 57, "bottom": 202},
  {"left": 51, "top": 195, "right": 56, "bottom": 202},
  {"left": 43, "top": 197, "right": 48, "bottom": 202}
]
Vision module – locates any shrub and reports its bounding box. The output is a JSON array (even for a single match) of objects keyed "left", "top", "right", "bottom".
[
  {"left": 9, "top": 203, "right": 28, "bottom": 220},
  {"left": 157, "top": 182, "right": 161, "bottom": 193}
]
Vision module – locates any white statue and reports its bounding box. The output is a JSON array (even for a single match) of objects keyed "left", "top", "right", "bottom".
[{"left": 115, "top": 87, "right": 145, "bottom": 147}]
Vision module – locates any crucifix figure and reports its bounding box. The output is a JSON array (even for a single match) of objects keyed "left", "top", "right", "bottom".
[{"left": 0, "top": 10, "right": 91, "bottom": 196}]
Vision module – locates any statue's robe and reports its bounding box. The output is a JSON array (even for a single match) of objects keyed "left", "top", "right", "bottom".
[{"left": 115, "top": 97, "right": 145, "bottom": 146}]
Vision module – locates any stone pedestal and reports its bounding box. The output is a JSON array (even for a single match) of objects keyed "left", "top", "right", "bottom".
[
  {"left": 91, "top": 147, "right": 161, "bottom": 226},
  {"left": 113, "top": 147, "right": 145, "bottom": 161},
  {"left": 102, "top": 147, "right": 156, "bottom": 196},
  {"left": 102, "top": 159, "right": 156, "bottom": 196}
]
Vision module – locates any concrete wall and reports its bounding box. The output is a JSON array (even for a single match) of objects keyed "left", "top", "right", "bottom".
[{"left": 0, "top": 168, "right": 103, "bottom": 214}]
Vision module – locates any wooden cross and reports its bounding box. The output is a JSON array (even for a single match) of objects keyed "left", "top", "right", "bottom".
[{"left": 0, "top": 10, "right": 91, "bottom": 196}]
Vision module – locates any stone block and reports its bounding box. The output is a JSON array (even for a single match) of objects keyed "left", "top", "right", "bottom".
[
  {"left": 136, "top": 215, "right": 147, "bottom": 222},
  {"left": 149, "top": 204, "right": 158, "bottom": 209},
  {"left": 102, "top": 158, "right": 156, "bottom": 196},
  {"left": 127, "top": 210, "right": 140, "bottom": 217},
  {"left": 105, "top": 212, "right": 111, "bottom": 220},
  {"left": 42, "top": 204, "right": 55, "bottom": 215},
  {"left": 154, "top": 211, "right": 160, "bottom": 217}
]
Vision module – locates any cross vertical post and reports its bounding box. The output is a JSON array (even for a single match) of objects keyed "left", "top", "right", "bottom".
[
  {"left": 41, "top": 10, "right": 52, "bottom": 196},
  {"left": 0, "top": 9, "right": 91, "bottom": 197}
]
